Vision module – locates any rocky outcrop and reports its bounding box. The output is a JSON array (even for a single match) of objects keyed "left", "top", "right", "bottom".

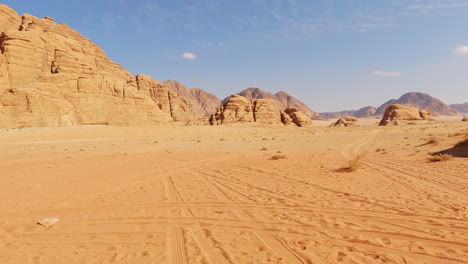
[
  {"left": 375, "top": 93, "right": 459, "bottom": 117},
  {"left": 0, "top": 4, "right": 195, "bottom": 128},
  {"left": 209, "top": 95, "right": 311, "bottom": 126},
  {"left": 330, "top": 116, "right": 359, "bottom": 127},
  {"left": 163, "top": 80, "right": 221, "bottom": 119},
  {"left": 378, "top": 104, "right": 435, "bottom": 126},
  {"left": 225, "top": 87, "right": 325, "bottom": 120},
  {"left": 252, "top": 99, "right": 282, "bottom": 124},
  {"left": 284, "top": 108, "right": 313, "bottom": 127},
  {"left": 211, "top": 95, "right": 254, "bottom": 124},
  {"left": 462, "top": 117, "right": 468, "bottom": 122}
]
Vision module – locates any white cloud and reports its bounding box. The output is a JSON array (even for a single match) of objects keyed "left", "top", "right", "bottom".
[
  {"left": 181, "top": 52, "right": 197, "bottom": 60},
  {"left": 453, "top": 45, "right": 468, "bottom": 56},
  {"left": 372, "top": 71, "right": 401, "bottom": 77}
]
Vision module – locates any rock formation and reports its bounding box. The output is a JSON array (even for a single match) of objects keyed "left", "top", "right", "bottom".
[
  {"left": 0, "top": 4, "right": 195, "bottom": 128},
  {"left": 375, "top": 92, "right": 459, "bottom": 117},
  {"left": 225, "top": 87, "right": 325, "bottom": 120},
  {"left": 378, "top": 104, "right": 435, "bottom": 126},
  {"left": 163, "top": 80, "right": 221, "bottom": 119},
  {"left": 210, "top": 95, "right": 311, "bottom": 126},
  {"left": 330, "top": 116, "right": 359, "bottom": 127},
  {"left": 284, "top": 108, "right": 313, "bottom": 127},
  {"left": 219, "top": 95, "right": 254, "bottom": 123},
  {"left": 462, "top": 117, "right": 468, "bottom": 122},
  {"left": 252, "top": 99, "right": 282, "bottom": 124}
]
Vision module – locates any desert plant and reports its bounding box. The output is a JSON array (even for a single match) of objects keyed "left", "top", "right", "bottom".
[
  {"left": 271, "top": 154, "right": 286, "bottom": 160},
  {"left": 337, "top": 154, "right": 364, "bottom": 172},
  {"left": 425, "top": 138, "right": 439, "bottom": 145},
  {"left": 428, "top": 154, "right": 453, "bottom": 162},
  {"left": 261, "top": 147, "right": 268, "bottom": 151}
]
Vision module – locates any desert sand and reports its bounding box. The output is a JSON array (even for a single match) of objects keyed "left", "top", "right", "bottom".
[{"left": 0, "top": 121, "right": 467, "bottom": 264}]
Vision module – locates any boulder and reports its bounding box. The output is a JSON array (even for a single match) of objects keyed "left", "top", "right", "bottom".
[
  {"left": 252, "top": 99, "right": 282, "bottom": 124},
  {"left": 284, "top": 108, "right": 313, "bottom": 127},
  {"left": 280, "top": 111, "right": 293, "bottom": 126},
  {"left": 331, "top": 116, "right": 359, "bottom": 127},
  {"left": 378, "top": 104, "right": 435, "bottom": 126},
  {"left": 462, "top": 117, "right": 468, "bottom": 122}
]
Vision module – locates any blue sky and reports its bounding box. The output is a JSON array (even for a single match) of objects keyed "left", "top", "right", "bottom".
[{"left": 4, "top": 0, "right": 468, "bottom": 112}]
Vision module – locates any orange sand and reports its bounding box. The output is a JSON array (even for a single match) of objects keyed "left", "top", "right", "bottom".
[{"left": 0, "top": 121, "right": 467, "bottom": 263}]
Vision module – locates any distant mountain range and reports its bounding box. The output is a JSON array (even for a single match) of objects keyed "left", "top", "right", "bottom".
[
  {"left": 320, "top": 106, "right": 376, "bottom": 119},
  {"left": 164, "top": 79, "right": 464, "bottom": 121},
  {"left": 321, "top": 92, "right": 461, "bottom": 118},
  {"left": 163, "top": 80, "right": 221, "bottom": 118},
  {"left": 450, "top": 102, "right": 468, "bottom": 114}
]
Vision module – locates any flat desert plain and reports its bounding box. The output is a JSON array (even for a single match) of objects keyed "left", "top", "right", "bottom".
[{"left": 0, "top": 121, "right": 467, "bottom": 264}]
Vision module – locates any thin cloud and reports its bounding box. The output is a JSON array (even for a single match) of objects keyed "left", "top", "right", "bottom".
[
  {"left": 181, "top": 52, "right": 197, "bottom": 60},
  {"left": 453, "top": 45, "right": 468, "bottom": 56},
  {"left": 372, "top": 71, "right": 401, "bottom": 77}
]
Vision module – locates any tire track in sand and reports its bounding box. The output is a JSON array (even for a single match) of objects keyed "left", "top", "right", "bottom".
[
  {"left": 155, "top": 158, "right": 189, "bottom": 264},
  {"left": 157, "top": 158, "right": 232, "bottom": 264},
  {"left": 186, "top": 165, "right": 307, "bottom": 264}
]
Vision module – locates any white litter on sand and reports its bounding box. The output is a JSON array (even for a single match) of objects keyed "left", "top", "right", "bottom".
[{"left": 37, "top": 217, "right": 59, "bottom": 228}]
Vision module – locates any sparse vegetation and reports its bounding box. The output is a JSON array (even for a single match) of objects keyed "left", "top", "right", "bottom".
[
  {"left": 428, "top": 154, "right": 453, "bottom": 162},
  {"left": 375, "top": 148, "right": 386, "bottom": 152},
  {"left": 337, "top": 154, "right": 364, "bottom": 172},
  {"left": 261, "top": 147, "right": 268, "bottom": 151},
  {"left": 271, "top": 154, "right": 286, "bottom": 160},
  {"left": 425, "top": 138, "right": 439, "bottom": 145}
]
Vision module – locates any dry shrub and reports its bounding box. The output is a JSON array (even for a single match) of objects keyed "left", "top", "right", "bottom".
[
  {"left": 271, "top": 154, "right": 286, "bottom": 160},
  {"left": 428, "top": 154, "right": 453, "bottom": 162},
  {"left": 425, "top": 138, "right": 439, "bottom": 145},
  {"left": 337, "top": 154, "right": 364, "bottom": 172},
  {"left": 261, "top": 147, "right": 268, "bottom": 151}
]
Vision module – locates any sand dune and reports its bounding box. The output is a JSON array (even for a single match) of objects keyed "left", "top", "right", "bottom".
[{"left": 0, "top": 122, "right": 467, "bottom": 263}]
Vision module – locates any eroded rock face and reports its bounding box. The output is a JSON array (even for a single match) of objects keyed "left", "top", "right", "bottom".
[
  {"left": 378, "top": 104, "right": 435, "bottom": 126},
  {"left": 219, "top": 95, "right": 254, "bottom": 124},
  {"left": 284, "top": 108, "right": 313, "bottom": 127},
  {"left": 252, "top": 99, "right": 282, "bottom": 124},
  {"left": 331, "top": 116, "right": 359, "bottom": 127},
  {"left": 0, "top": 4, "right": 194, "bottom": 128},
  {"left": 209, "top": 95, "right": 312, "bottom": 126}
]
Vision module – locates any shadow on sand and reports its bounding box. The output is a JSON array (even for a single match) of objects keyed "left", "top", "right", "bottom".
[{"left": 433, "top": 141, "right": 468, "bottom": 158}]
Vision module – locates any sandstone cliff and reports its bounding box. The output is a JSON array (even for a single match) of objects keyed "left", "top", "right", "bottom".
[{"left": 0, "top": 4, "right": 194, "bottom": 128}]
